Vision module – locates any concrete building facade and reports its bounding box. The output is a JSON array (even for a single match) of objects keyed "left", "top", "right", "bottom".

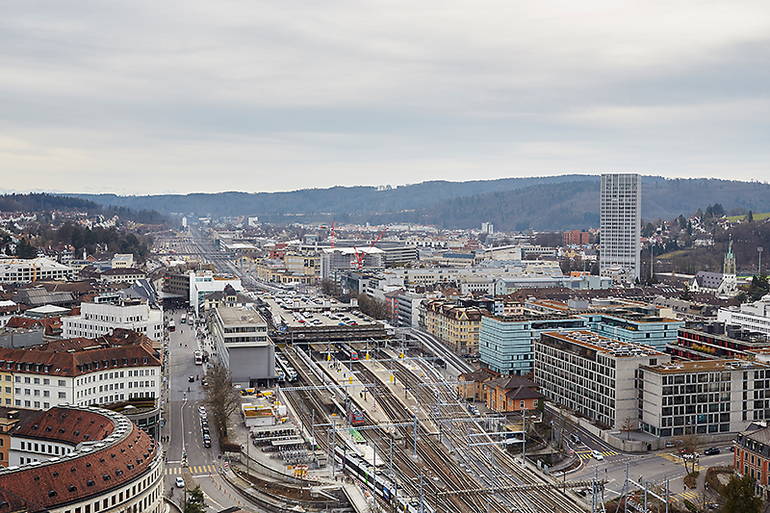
[
  {"left": 210, "top": 306, "right": 275, "bottom": 386},
  {"left": 534, "top": 330, "right": 669, "bottom": 430},
  {"left": 640, "top": 360, "right": 770, "bottom": 438},
  {"left": 599, "top": 173, "right": 641, "bottom": 282}
]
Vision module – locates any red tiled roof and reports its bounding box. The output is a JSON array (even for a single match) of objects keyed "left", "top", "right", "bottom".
[
  {"left": 9, "top": 407, "right": 114, "bottom": 445},
  {"left": 0, "top": 329, "right": 160, "bottom": 377},
  {"left": 101, "top": 268, "right": 145, "bottom": 276},
  {"left": 0, "top": 408, "right": 157, "bottom": 512}
]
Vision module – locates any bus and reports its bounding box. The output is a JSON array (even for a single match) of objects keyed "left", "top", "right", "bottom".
[
  {"left": 194, "top": 350, "right": 203, "bottom": 365},
  {"left": 168, "top": 320, "right": 176, "bottom": 332}
]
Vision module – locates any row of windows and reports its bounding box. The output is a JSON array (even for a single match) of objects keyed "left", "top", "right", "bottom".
[
  {"left": 19, "top": 440, "right": 71, "bottom": 455},
  {"left": 16, "top": 376, "right": 66, "bottom": 386}
]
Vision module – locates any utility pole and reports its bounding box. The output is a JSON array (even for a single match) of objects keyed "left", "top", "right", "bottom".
[
  {"left": 412, "top": 414, "right": 418, "bottom": 458},
  {"left": 419, "top": 473, "right": 426, "bottom": 513},
  {"left": 759, "top": 247, "right": 764, "bottom": 275}
]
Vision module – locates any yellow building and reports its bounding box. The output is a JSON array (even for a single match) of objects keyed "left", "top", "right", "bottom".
[
  {"left": 0, "top": 371, "right": 12, "bottom": 407},
  {"left": 255, "top": 262, "right": 318, "bottom": 285},
  {"left": 284, "top": 253, "right": 321, "bottom": 278},
  {"left": 422, "top": 299, "right": 486, "bottom": 355}
]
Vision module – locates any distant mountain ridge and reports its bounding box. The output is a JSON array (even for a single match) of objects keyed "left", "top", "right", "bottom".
[{"left": 66, "top": 175, "right": 770, "bottom": 231}]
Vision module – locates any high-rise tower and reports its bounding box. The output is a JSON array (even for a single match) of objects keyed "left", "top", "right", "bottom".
[{"left": 600, "top": 173, "right": 641, "bottom": 282}]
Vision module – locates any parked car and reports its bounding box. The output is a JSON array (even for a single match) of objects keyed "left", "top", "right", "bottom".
[
  {"left": 664, "top": 441, "right": 676, "bottom": 448},
  {"left": 703, "top": 447, "right": 721, "bottom": 456},
  {"left": 202, "top": 427, "right": 210, "bottom": 436},
  {"left": 198, "top": 406, "right": 206, "bottom": 415},
  {"left": 175, "top": 477, "right": 185, "bottom": 488},
  {"left": 592, "top": 450, "right": 604, "bottom": 461},
  {"left": 203, "top": 439, "right": 211, "bottom": 448}
]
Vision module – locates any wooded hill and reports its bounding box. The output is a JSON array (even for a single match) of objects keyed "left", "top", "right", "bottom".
[{"left": 66, "top": 176, "right": 770, "bottom": 231}]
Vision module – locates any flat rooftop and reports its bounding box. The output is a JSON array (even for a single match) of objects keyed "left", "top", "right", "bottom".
[
  {"left": 642, "top": 358, "right": 768, "bottom": 374},
  {"left": 262, "top": 296, "right": 374, "bottom": 328},
  {"left": 542, "top": 330, "right": 666, "bottom": 357},
  {"left": 218, "top": 306, "right": 265, "bottom": 326}
]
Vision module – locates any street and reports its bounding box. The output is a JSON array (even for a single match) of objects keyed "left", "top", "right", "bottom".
[{"left": 162, "top": 308, "right": 257, "bottom": 512}]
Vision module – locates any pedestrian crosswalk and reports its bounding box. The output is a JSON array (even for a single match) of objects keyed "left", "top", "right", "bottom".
[
  {"left": 576, "top": 450, "right": 619, "bottom": 460},
  {"left": 676, "top": 490, "right": 700, "bottom": 502},
  {"left": 658, "top": 452, "right": 703, "bottom": 471},
  {"left": 165, "top": 465, "right": 217, "bottom": 475}
]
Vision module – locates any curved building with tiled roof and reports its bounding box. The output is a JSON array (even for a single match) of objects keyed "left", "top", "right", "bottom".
[{"left": 0, "top": 405, "right": 166, "bottom": 513}]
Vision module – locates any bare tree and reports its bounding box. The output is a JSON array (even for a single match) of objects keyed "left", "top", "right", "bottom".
[
  {"left": 677, "top": 431, "right": 700, "bottom": 475},
  {"left": 320, "top": 279, "right": 341, "bottom": 298},
  {"left": 204, "top": 364, "right": 241, "bottom": 441},
  {"left": 620, "top": 417, "right": 635, "bottom": 441},
  {"left": 357, "top": 294, "right": 389, "bottom": 320}
]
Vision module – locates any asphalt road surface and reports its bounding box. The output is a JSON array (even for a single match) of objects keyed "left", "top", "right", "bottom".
[{"left": 162, "top": 308, "right": 257, "bottom": 512}]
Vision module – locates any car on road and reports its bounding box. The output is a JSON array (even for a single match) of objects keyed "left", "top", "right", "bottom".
[
  {"left": 703, "top": 447, "right": 721, "bottom": 456},
  {"left": 198, "top": 406, "right": 206, "bottom": 415},
  {"left": 664, "top": 441, "right": 676, "bottom": 448},
  {"left": 202, "top": 427, "right": 210, "bottom": 436},
  {"left": 188, "top": 376, "right": 195, "bottom": 383},
  {"left": 570, "top": 434, "right": 581, "bottom": 444},
  {"left": 175, "top": 477, "right": 185, "bottom": 488},
  {"left": 592, "top": 450, "right": 604, "bottom": 461},
  {"left": 203, "top": 439, "right": 211, "bottom": 448}
]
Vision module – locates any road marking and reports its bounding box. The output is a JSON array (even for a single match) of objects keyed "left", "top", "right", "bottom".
[
  {"left": 166, "top": 465, "right": 216, "bottom": 475},
  {"left": 576, "top": 450, "right": 619, "bottom": 460}
]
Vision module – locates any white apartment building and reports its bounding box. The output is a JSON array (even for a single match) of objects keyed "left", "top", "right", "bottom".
[
  {"left": 600, "top": 173, "right": 641, "bottom": 282},
  {"left": 639, "top": 359, "right": 770, "bottom": 439},
  {"left": 0, "top": 257, "right": 75, "bottom": 283},
  {"left": 535, "top": 330, "right": 669, "bottom": 430},
  {"left": 189, "top": 270, "right": 242, "bottom": 313},
  {"left": 62, "top": 297, "right": 164, "bottom": 342},
  {"left": 0, "top": 330, "right": 161, "bottom": 409},
  {"left": 718, "top": 295, "right": 770, "bottom": 336}
]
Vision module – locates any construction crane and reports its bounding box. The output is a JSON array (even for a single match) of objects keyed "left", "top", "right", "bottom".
[
  {"left": 370, "top": 227, "right": 387, "bottom": 247},
  {"left": 351, "top": 246, "right": 365, "bottom": 269}
]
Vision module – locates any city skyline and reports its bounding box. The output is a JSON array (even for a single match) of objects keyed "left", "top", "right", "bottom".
[{"left": 2, "top": 1, "right": 769, "bottom": 194}]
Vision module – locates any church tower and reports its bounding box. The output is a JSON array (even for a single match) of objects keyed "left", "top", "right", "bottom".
[
  {"left": 720, "top": 237, "right": 738, "bottom": 296},
  {"left": 723, "top": 238, "right": 736, "bottom": 276}
]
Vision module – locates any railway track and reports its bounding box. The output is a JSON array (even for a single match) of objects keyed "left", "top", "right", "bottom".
[
  {"left": 352, "top": 362, "right": 510, "bottom": 513},
  {"left": 392, "top": 359, "right": 588, "bottom": 513},
  {"left": 279, "top": 346, "right": 338, "bottom": 451}
]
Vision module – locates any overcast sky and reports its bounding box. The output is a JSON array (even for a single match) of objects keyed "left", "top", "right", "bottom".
[{"left": 2, "top": 1, "right": 769, "bottom": 195}]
